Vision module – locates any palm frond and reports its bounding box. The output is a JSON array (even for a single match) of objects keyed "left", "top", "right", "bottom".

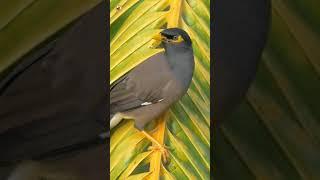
[{"left": 110, "top": 0, "right": 210, "bottom": 179}]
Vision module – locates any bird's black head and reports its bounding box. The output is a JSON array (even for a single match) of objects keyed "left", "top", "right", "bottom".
[{"left": 153, "top": 28, "right": 192, "bottom": 47}]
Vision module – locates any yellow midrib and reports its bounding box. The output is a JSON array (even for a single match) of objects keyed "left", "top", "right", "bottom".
[
  {"left": 167, "top": 0, "right": 183, "bottom": 28},
  {"left": 147, "top": 0, "right": 183, "bottom": 179},
  {"left": 148, "top": 115, "right": 167, "bottom": 179}
]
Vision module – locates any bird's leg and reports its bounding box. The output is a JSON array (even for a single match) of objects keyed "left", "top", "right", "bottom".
[
  {"left": 141, "top": 130, "right": 169, "bottom": 163},
  {"left": 148, "top": 127, "right": 159, "bottom": 134}
]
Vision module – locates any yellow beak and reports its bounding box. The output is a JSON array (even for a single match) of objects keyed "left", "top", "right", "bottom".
[
  {"left": 152, "top": 33, "right": 164, "bottom": 41},
  {"left": 150, "top": 33, "right": 164, "bottom": 49}
]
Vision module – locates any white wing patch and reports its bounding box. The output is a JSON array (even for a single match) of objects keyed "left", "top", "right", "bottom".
[
  {"left": 141, "top": 102, "right": 152, "bottom": 106},
  {"left": 141, "top": 99, "right": 164, "bottom": 106}
]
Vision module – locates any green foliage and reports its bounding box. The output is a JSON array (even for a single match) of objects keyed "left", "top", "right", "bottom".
[{"left": 110, "top": 0, "right": 210, "bottom": 179}]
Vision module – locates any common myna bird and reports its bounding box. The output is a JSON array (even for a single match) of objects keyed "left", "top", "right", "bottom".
[{"left": 110, "top": 28, "right": 194, "bottom": 160}]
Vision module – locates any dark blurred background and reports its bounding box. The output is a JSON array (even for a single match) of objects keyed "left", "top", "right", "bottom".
[{"left": 214, "top": 0, "right": 320, "bottom": 179}]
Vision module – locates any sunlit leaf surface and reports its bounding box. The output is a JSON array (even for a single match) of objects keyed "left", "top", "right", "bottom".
[{"left": 110, "top": 0, "right": 210, "bottom": 179}]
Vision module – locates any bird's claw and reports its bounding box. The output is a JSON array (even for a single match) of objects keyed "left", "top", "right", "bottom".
[{"left": 148, "top": 145, "right": 170, "bottom": 163}]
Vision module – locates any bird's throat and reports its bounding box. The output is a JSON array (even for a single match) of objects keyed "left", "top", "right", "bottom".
[{"left": 164, "top": 44, "right": 194, "bottom": 87}]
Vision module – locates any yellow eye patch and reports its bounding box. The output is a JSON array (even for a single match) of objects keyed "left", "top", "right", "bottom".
[{"left": 170, "top": 35, "right": 184, "bottom": 43}]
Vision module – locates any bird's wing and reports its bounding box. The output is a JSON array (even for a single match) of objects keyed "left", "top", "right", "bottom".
[
  {"left": 110, "top": 75, "right": 145, "bottom": 115},
  {"left": 110, "top": 53, "right": 172, "bottom": 117}
]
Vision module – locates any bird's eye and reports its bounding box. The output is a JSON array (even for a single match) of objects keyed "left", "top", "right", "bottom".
[{"left": 173, "top": 36, "right": 178, "bottom": 40}]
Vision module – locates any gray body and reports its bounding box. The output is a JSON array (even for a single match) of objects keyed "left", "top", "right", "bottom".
[{"left": 110, "top": 41, "right": 194, "bottom": 130}]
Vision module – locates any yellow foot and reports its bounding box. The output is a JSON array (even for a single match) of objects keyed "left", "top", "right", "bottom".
[
  {"left": 148, "top": 144, "right": 170, "bottom": 163},
  {"left": 141, "top": 130, "right": 170, "bottom": 163}
]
